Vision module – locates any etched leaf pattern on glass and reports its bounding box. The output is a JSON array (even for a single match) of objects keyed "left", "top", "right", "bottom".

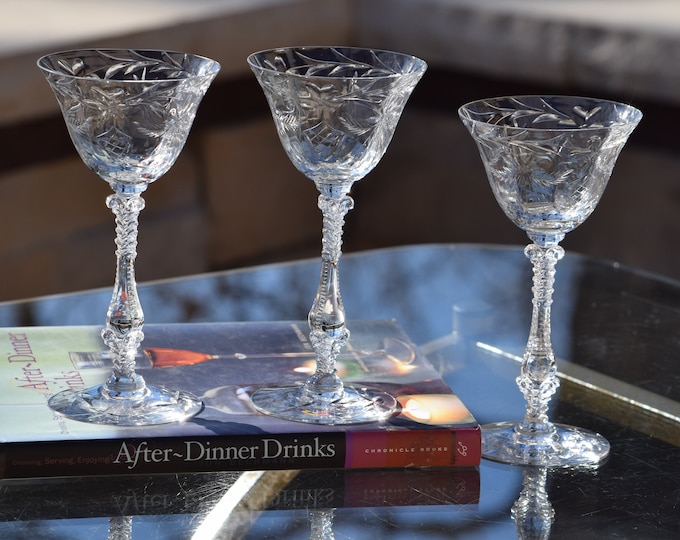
[
  {"left": 40, "top": 50, "right": 217, "bottom": 186},
  {"left": 461, "top": 96, "right": 640, "bottom": 243},
  {"left": 251, "top": 47, "right": 424, "bottom": 186}
]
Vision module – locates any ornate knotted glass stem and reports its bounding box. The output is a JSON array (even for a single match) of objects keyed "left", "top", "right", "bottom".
[
  {"left": 459, "top": 95, "right": 642, "bottom": 466},
  {"left": 47, "top": 184, "right": 205, "bottom": 425},
  {"left": 101, "top": 191, "right": 147, "bottom": 399},
  {"left": 483, "top": 240, "right": 611, "bottom": 466},
  {"left": 514, "top": 243, "right": 564, "bottom": 445},
  {"left": 303, "top": 193, "right": 353, "bottom": 402},
  {"left": 250, "top": 188, "right": 397, "bottom": 423}
]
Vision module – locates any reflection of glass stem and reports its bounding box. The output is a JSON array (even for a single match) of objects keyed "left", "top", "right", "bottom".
[
  {"left": 309, "top": 508, "right": 335, "bottom": 540},
  {"left": 305, "top": 191, "right": 354, "bottom": 403},
  {"left": 108, "top": 516, "right": 133, "bottom": 540},
  {"left": 515, "top": 243, "right": 564, "bottom": 446},
  {"left": 101, "top": 190, "right": 147, "bottom": 399},
  {"left": 512, "top": 467, "right": 554, "bottom": 540}
]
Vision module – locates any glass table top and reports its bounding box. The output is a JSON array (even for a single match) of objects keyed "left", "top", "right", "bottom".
[{"left": 0, "top": 244, "right": 678, "bottom": 538}]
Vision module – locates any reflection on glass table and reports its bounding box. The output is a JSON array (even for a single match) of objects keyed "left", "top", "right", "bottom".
[{"left": 0, "top": 244, "right": 678, "bottom": 538}]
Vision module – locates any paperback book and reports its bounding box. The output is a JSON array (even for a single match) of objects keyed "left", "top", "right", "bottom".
[{"left": 0, "top": 320, "right": 480, "bottom": 478}]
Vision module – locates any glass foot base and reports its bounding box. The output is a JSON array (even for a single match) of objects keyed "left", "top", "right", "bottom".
[
  {"left": 482, "top": 421, "right": 610, "bottom": 467},
  {"left": 48, "top": 384, "right": 204, "bottom": 426},
  {"left": 250, "top": 385, "right": 397, "bottom": 425}
]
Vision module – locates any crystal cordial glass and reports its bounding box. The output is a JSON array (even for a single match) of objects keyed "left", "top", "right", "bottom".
[
  {"left": 459, "top": 95, "right": 642, "bottom": 466},
  {"left": 38, "top": 49, "right": 220, "bottom": 425},
  {"left": 247, "top": 46, "right": 427, "bottom": 424}
]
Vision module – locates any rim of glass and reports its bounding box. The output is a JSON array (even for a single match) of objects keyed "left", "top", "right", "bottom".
[
  {"left": 246, "top": 45, "right": 427, "bottom": 80},
  {"left": 458, "top": 94, "right": 643, "bottom": 132},
  {"left": 36, "top": 48, "right": 220, "bottom": 82}
]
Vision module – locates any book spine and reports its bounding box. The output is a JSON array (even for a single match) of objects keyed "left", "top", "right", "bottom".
[
  {"left": 1, "top": 428, "right": 480, "bottom": 479},
  {"left": 345, "top": 426, "right": 481, "bottom": 468}
]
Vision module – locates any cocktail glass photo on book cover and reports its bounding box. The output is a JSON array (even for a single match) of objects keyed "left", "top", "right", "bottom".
[{"left": 1, "top": 321, "right": 481, "bottom": 478}]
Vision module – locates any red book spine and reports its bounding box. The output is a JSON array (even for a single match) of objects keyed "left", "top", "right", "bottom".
[{"left": 345, "top": 427, "right": 481, "bottom": 468}]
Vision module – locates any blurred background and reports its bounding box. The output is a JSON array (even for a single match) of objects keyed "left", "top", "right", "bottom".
[{"left": 1, "top": 0, "right": 679, "bottom": 301}]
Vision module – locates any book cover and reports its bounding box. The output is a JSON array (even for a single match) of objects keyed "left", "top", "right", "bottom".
[{"left": 0, "top": 320, "right": 480, "bottom": 478}]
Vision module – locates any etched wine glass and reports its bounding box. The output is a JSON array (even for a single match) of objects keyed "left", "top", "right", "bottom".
[
  {"left": 459, "top": 95, "right": 641, "bottom": 466},
  {"left": 38, "top": 49, "right": 220, "bottom": 425},
  {"left": 247, "top": 46, "right": 426, "bottom": 424}
]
